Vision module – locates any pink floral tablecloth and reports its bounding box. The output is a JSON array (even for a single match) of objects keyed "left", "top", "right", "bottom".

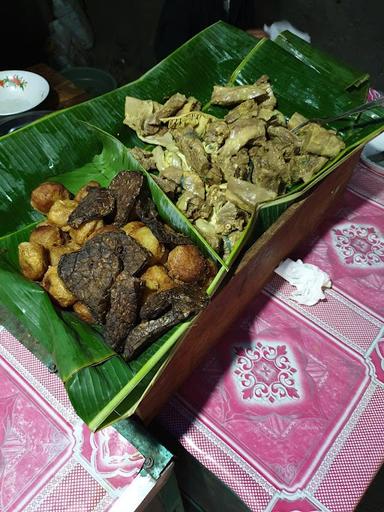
[
  {"left": 0, "top": 328, "right": 156, "bottom": 512},
  {"left": 159, "top": 157, "right": 384, "bottom": 512}
]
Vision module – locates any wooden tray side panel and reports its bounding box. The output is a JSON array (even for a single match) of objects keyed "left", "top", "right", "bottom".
[{"left": 137, "top": 153, "right": 359, "bottom": 424}]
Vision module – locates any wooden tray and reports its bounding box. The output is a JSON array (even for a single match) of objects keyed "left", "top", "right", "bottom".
[{"left": 136, "top": 150, "right": 360, "bottom": 424}]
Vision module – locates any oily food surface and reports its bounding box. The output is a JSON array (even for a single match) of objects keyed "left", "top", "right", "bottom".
[
  {"left": 19, "top": 172, "right": 213, "bottom": 361},
  {"left": 124, "top": 76, "right": 345, "bottom": 257}
]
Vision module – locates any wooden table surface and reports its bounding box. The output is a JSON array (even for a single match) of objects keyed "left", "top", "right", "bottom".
[{"left": 28, "top": 63, "right": 89, "bottom": 110}]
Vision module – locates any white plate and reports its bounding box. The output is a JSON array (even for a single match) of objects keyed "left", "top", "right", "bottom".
[
  {"left": 361, "top": 131, "right": 384, "bottom": 172},
  {"left": 0, "top": 70, "right": 50, "bottom": 116}
]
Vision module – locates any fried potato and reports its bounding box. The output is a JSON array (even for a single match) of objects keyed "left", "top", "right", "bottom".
[
  {"left": 47, "top": 199, "right": 78, "bottom": 228},
  {"left": 42, "top": 266, "right": 76, "bottom": 307},
  {"left": 74, "top": 181, "right": 101, "bottom": 202},
  {"left": 167, "top": 245, "right": 207, "bottom": 283},
  {"left": 73, "top": 302, "right": 95, "bottom": 323},
  {"left": 49, "top": 241, "right": 81, "bottom": 266},
  {"left": 124, "top": 222, "right": 167, "bottom": 264},
  {"left": 18, "top": 241, "right": 48, "bottom": 281},
  {"left": 31, "top": 182, "right": 70, "bottom": 214},
  {"left": 29, "top": 224, "right": 63, "bottom": 249},
  {"left": 122, "top": 221, "right": 145, "bottom": 237},
  {"left": 69, "top": 219, "right": 104, "bottom": 245},
  {"left": 135, "top": 226, "right": 167, "bottom": 264},
  {"left": 141, "top": 265, "right": 175, "bottom": 292}
]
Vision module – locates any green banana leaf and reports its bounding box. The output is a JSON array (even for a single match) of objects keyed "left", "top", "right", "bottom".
[
  {"left": 1, "top": 22, "right": 384, "bottom": 430},
  {"left": 275, "top": 30, "right": 370, "bottom": 94}
]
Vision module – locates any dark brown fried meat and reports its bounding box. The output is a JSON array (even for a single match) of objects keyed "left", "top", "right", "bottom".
[
  {"left": 68, "top": 188, "right": 115, "bottom": 228},
  {"left": 134, "top": 189, "right": 191, "bottom": 247},
  {"left": 58, "top": 231, "right": 151, "bottom": 322},
  {"left": 122, "top": 285, "right": 208, "bottom": 360},
  {"left": 58, "top": 237, "right": 122, "bottom": 322},
  {"left": 104, "top": 272, "right": 141, "bottom": 351},
  {"left": 92, "top": 231, "right": 151, "bottom": 276},
  {"left": 108, "top": 171, "right": 144, "bottom": 226}
]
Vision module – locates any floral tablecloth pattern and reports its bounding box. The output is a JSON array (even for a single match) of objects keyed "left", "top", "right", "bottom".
[
  {"left": 159, "top": 158, "right": 384, "bottom": 512},
  {"left": 0, "top": 328, "right": 150, "bottom": 512}
]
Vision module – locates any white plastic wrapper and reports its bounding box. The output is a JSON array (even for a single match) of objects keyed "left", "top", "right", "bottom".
[
  {"left": 264, "top": 21, "right": 311, "bottom": 43},
  {"left": 274, "top": 258, "right": 332, "bottom": 306}
]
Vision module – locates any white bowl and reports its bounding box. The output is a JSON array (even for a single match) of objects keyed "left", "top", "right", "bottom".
[
  {"left": 0, "top": 70, "right": 50, "bottom": 116},
  {"left": 361, "top": 131, "right": 384, "bottom": 172}
]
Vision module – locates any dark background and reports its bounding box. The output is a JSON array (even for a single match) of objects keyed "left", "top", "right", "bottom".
[
  {"left": 1, "top": 0, "right": 384, "bottom": 91},
  {"left": 83, "top": 0, "right": 384, "bottom": 91}
]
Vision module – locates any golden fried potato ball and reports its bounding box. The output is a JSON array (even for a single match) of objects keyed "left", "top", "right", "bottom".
[
  {"left": 31, "top": 182, "right": 70, "bottom": 214},
  {"left": 29, "top": 224, "right": 63, "bottom": 249},
  {"left": 18, "top": 241, "right": 48, "bottom": 281},
  {"left": 47, "top": 199, "right": 78, "bottom": 228},
  {"left": 124, "top": 223, "right": 167, "bottom": 264},
  {"left": 69, "top": 219, "right": 104, "bottom": 245},
  {"left": 49, "top": 241, "right": 81, "bottom": 266},
  {"left": 166, "top": 245, "right": 207, "bottom": 283},
  {"left": 135, "top": 227, "right": 167, "bottom": 264},
  {"left": 141, "top": 265, "right": 176, "bottom": 292},
  {"left": 73, "top": 302, "right": 95, "bottom": 323},
  {"left": 122, "top": 221, "right": 145, "bottom": 237},
  {"left": 42, "top": 266, "right": 76, "bottom": 308},
  {"left": 74, "top": 181, "right": 101, "bottom": 202}
]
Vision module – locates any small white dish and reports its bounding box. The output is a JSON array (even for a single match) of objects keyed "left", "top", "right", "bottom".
[
  {"left": 361, "top": 131, "right": 384, "bottom": 172},
  {"left": 0, "top": 70, "right": 50, "bottom": 116}
]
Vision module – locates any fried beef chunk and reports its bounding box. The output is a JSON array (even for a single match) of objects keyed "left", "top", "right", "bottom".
[
  {"left": 134, "top": 186, "right": 191, "bottom": 247},
  {"left": 91, "top": 231, "right": 151, "bottom": 276},
  {"left": 152, "top": 175, "right": 178, "bottom": 198},
  {"left": 108, "top": 171, "right": 144, "bottom": 226},
  {"left": 68, "top": 188, "right": 115, "bottom": 228},
  {"left": 173, "top": 127, "right": 209, "bottom": 177},
  {"left": 155, "top": 93, "right": 187, "bottom": 121},
  {"left": 58, "top": 231, "right": 151, "bottom": 322},
  {"left": 58, "top": 237, "right": 121, "bottom": 322},
  {"left": 104, "top": 272, "right": 141, "bottom": 351},
  {"left": 122, "top": 285, "right": 208, "bottom": 361},
  {"left": 129, "top": 147, "right": 156, "bottom": 171}
]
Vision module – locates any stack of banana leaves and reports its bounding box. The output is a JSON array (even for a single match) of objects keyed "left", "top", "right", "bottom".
[{"left": 0, "top": 22, "right": 383, "bottom": 430}]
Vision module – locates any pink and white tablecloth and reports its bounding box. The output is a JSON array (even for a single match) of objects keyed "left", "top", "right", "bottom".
[
  {"left": 158, "top": 159, "right": 384, "bottom": 512},
  {"left": 0, "top": 328, "right": 159, "bottom": 512}
]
